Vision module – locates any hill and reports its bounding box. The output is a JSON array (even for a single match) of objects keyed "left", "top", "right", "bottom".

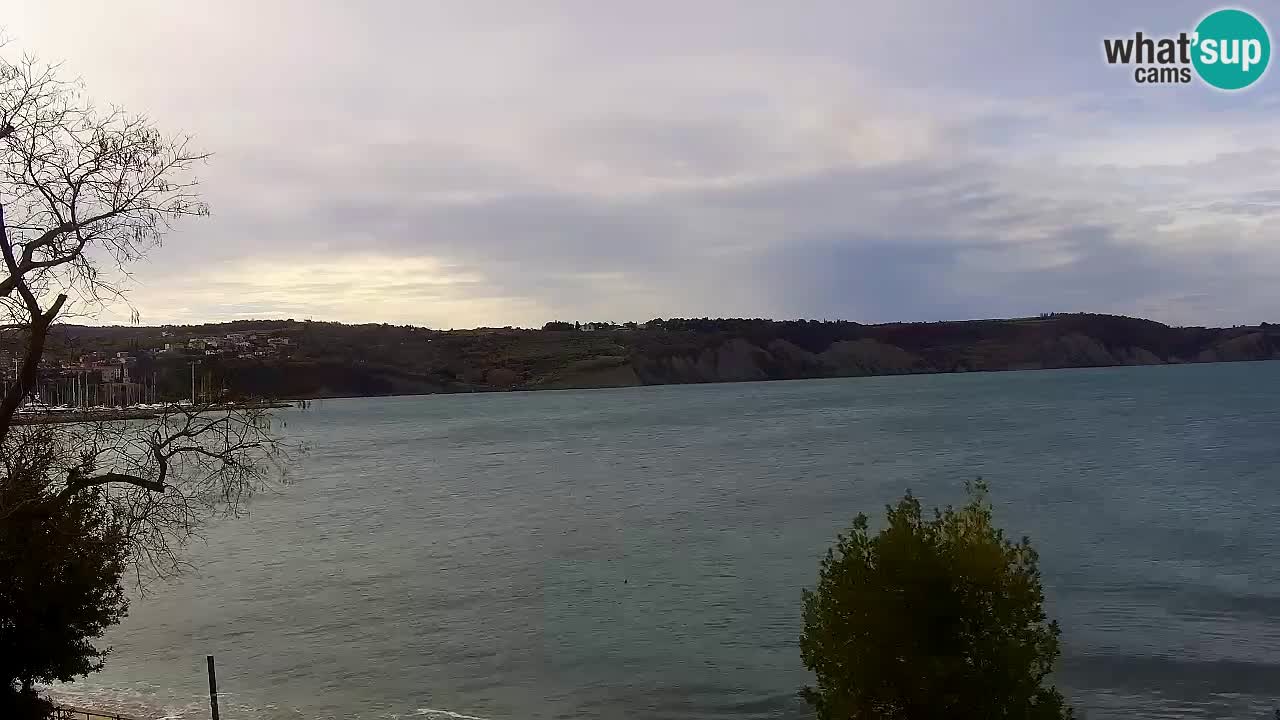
[{"left": 17, "top": 313, "right": 1280, "bottom": 400}]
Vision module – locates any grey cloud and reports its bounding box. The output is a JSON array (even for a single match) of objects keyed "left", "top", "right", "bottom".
[
  {"left": 148, "top": 131, "right": 1280, "bottom": 327},
  {"left": 1195, "top": 202, "right": 1280, "bottom": 218},
  {"left": 15, "top": 1, "right": 1280, "bottom": 327},
  {"left": 747, "top": 222, "right": 1265, "bottom": 325}
]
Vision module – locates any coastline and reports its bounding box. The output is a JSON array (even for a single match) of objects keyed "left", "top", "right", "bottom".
[
  {"left": 12, "top": 401, "right": 295, "bottom": 426},
  {"left": 271, "top": 355, "right": 1280, "bottom": 403},
  {"left": 46, "top": 314, "right": 1280, "bottom": 402}
]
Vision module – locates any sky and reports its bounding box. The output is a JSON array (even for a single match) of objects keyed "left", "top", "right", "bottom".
[{"left": 7, "top": 1, "right": 1280, "bottom": 328}]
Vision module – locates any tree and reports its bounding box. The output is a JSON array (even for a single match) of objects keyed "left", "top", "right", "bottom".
[
  {"left": 799, "top": 481, "right": 1074, "bottom": 719},
  {"left": 0, "top": 431, "right": 128, "bottom": 717},
  {"left": 0, "top": 44, "right": 288, "bottom": 714},
  {"left": 0, "top": 43, "right": 289, "bottom": 570}
]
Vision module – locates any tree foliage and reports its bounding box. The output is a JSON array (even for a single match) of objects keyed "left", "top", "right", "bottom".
[
  {"left": 1, "top": 434, "right": 128, "bottom": 719},
  {"left": 800, "top": 481, "right": 1074, "bottom": 719}
]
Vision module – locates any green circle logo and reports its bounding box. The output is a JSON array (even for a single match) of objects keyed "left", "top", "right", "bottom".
[{"left": 1192, "top": 9, "right": 1270, "bottom": 90}]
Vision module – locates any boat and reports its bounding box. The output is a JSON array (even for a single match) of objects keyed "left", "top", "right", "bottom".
[{"left": 17, "top": 401, "right": 51, "bottom": 414}]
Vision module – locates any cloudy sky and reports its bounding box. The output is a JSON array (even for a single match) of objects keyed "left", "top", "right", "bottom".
[{"left": 8, "top": 1, "right": 1280, "bottom": 328}]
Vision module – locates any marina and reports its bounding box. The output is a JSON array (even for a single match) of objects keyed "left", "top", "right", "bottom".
[{"left": 11, "top": 400, "right": 295, "bottom": 425}]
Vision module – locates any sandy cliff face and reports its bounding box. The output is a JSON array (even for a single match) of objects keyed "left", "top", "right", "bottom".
[
  {"left": 634, "top": 339, "right": 769, "bottom": 383},
  {"left": 538, "top": 355, "right": 640, "bottom": 389},
  {"left": 819, "top": 339, "right": 928, "bottom": 376},
  {"left": 1117, "top": 347, "right": 1163, "bottom": 365},
  {"left": 1204, "top": 332, "right": 1280, "bottom": 362},
  {"left": 1040, "top": 333, "right": 1118, "bottom": 367},
  {"left": 632, "top": 337, "right": 930, "bottom": 384},
  {"left": 625, "top": 327, "right": 1280, "bottom": 387}
]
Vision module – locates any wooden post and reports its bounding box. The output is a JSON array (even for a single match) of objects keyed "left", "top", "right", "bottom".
[{"left": 206, "top": 655, "right": 220, "bottom": 720}]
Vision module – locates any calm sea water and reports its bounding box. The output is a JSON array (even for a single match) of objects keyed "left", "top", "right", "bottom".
[{"left": 48, "top": 362, "right": 1280, "bottom": 719}]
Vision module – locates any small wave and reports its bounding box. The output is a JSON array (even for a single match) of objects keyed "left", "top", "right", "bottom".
[
  {"left": 47, "top": 684, "right": 489, "bottom": 720},
  {"left": 44, "top": 685, "right": 269, "bottom": 720},
  {"left": 411, "top": 708, "right": 491, "bottom": 720}
]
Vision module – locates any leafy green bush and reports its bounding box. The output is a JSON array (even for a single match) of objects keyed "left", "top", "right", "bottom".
[{"left": 800, "top": 481, "right": 1074, "bottom": 719}]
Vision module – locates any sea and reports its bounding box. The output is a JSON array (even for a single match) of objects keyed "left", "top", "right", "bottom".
[{"left": 46, "top": 361, "right": 1280, "bottom": 719}]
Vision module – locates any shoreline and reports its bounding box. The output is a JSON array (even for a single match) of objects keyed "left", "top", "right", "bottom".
[
  {"left": 274, "top": 355, "right": 1280, "bottom": 403},
  {"left": 18, "top": 359, "right": 1273, "bottom": 418},
  {"left": 12, "top": 401, "right": 295, "bottom": 426}
]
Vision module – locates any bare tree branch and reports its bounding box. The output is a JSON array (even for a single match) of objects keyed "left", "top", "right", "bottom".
[
  {"left": 0, "top": 46, "right": 291, "bottom": 585},
  {"left": 60, "top": 471, "right": 165, "bottom": 496}
]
